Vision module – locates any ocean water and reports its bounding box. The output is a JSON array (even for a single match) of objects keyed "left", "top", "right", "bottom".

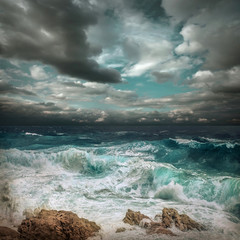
[{"left": 0, "top": 126, "right": 240, "bottom": 239}]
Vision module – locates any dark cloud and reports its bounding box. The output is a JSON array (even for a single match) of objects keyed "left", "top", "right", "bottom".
[
  {"left": 123, "top": 0, "right": 167, "bottom": 21},
  {"left": 212, "top": 86, "right": 240, "bottom": 94},
  {"left": 0, "top": 98, "right": 66, "bottom": 125},
  {"left": 0, "top": 81, "right": 36, "bottom": 96},
  {"left": 0, "top": 0, "right": 122, "bottom": 83},
  {"left": 187, "top": 66, "right": 240, "bottom": 94},
  {"left": 0, "top": 0, "right": 239, "bottom": 126},
  {"left": 1, "top": 96, "right": 239, "bottom": 125}
]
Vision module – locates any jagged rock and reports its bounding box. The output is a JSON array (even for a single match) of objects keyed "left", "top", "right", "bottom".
[
  {"left": 123, "top": 209, "right": 150, "bottom": 226},
  {"left": 116, "top": 227, "right": 126, "bottom": 233},
  {"left": 0, "top": 226, "right": 19, "bottom": 240},
  {"left": 162, "top": 208, "right": 180, "bottom": 228},
  {"left": 179, "top": 214, "right": 205, "bottom": 231},
  {"left": 147, "top": 222, "right": 176, "bottom": 236},
  {"left": 161, "top": 208, "right": 205, "bottom": 231},
  {"left": 18, "top": 209, "right": 100, "bottom": 240},
  {"left": 123, "top": 210, "right": 175, "bottom": 236}
]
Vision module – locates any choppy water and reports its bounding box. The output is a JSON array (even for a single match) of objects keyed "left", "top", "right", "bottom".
[{"left": 0, "top": 126, "right": 240, "bottom": 239}]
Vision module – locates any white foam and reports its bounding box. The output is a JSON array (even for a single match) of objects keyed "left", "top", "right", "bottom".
[
  {"left": 25, "top": 132, "right": 42, "bottom": 136},
  {"left": 0, "top": 147, "right": 240, "bottom": 239}
]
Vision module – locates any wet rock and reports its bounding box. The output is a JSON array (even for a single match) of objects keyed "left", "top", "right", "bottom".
[
  {"left": 161, "top": 208, "right": 180, "bottom": 228},
  {"left": 116, "top": 227, "right": 126, "bottom": 233},
  {"left": 123, "top": 209, "right": 150, "bottom": 226},
  {"left": 147, "top": 222, "right": 176, "bottom": 236},
  {"left": 18, "top": 209, "right": 100, "bottom": 240},
  {"left": 123, "top": 210, "right": 175, "bottom": 236},
  {"left": 161, "top": 208, "right": 205, "bottom": 231},
  {"left": 179, "top": 213, "right": 205, "bottom": 231},
  {"left": 0, "top": 226, "right": 19, "bottom": 240}
]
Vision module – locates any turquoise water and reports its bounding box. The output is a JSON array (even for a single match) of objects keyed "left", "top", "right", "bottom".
[{"left": 0, "top": 126, "right": 240, "bottom": 239}]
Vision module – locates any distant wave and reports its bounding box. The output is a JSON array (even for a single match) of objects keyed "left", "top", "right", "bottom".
[{"left": 25, "top": 132, "right": 42, "bottom": 136}]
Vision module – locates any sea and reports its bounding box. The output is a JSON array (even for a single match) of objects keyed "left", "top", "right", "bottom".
[{"left": 0, "top": 125, "right": 239, "bottom": 240}]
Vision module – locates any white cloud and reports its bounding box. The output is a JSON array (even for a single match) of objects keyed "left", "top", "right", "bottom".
[
  {"left": 163, "top": 0, "right": 240, "bottom": 70},
  {"left": 30, "top": 65, "right": 48, "bottom": 80},
  {"left": 123, "top": 40, "right": 173, "bottom": 77},
  {"left": 95, "top": 111, "right": 108, "bottom": 122},
  {"left": 188, "top": 66, "right": 240, "bottom": 93},
  {"left": 198, "top": 118, "right": 208, "bottom": 123},
  {"left": 175, "top": 25, "right": 204, "bottom": 55}
]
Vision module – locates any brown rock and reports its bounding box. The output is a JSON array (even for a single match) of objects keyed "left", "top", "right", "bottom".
[
  {"left": 162, "top": 208, "right": 181, "bottom": 228},
  {"left": 116, "top": 227, "right": 126, "bottom": 233},
  {"left": 180, "top": 214, "right": 205, "bottom": 231},
  {"left": 122, "top": 209, "right": 177, "bottom": 236},
  {"left": 123, "top": 209, "right": 150, "bottom": 226},
  {"left": 0, "top": 226, "right": 19, "bottom": 240},
  {"left": 161, "top": 208, "right": 205, "bottom": 231},
  {"left": 147, "top": 222, "right": 176, "bottom": 236},
  {"left": 18, "top": 209, "right": 100, "bottom": 240}
]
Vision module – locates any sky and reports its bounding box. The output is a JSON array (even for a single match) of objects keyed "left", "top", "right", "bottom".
[{"left": 0, "top": 0, "right": 240, "bottom": 125}]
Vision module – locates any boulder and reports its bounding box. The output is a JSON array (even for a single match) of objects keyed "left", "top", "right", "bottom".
[
  {"left": 161, "top": 208, "right": 205, "bottom": 231},
  {"left": 161, "top": 208, "right": 180, "bottom": 228},
  {"left": 123, "top": 210, "right": 175, "bottom": 236},
  {"left": 147, "top": 222, "right": 176, "bottom": 236},
  {"left": 18, "top": 209, "right": 100, "bottom": 240},
  {"left": 179, "top": 213, "right": 205, "bottom": 231},
  {"left": 0, "top": 226, "right": 19, "bottom": 240},
  {"left": 123, "top": 209, "right": 150, "bottom": 226}
]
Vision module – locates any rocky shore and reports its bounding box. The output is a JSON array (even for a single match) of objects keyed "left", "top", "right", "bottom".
[
  {"left": 0, "top": 208, "right": 205, "bottom": 240},
  {"left": 122, "top": 208, "right": 205, "bottom": 236}
]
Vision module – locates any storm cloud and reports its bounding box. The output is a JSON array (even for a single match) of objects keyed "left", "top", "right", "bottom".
[
  {"left": 0, "top": 81, "right": 36, "bottom": 96},
  {"left": 0, "top": 0, "right": 122, "bottom": 83},
  {"left": 0, "top": 0, "right": 240, "bottom": 125}
]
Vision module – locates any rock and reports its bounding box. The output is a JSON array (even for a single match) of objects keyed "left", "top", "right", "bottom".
[
  {"left": 162, "top": 208, "right": 180, "bottom": 228},
  {"left": 179, "top": 214, "right": 205, "bottom": 231},
  {"left": 0, "top": 226, "right": 19, "bottom": 240},
  {"left": 147, "top": 222, "right": 176, "bottom": 236},
  {"left": 122, "top": 210, "right": 175, "bottom": 236},
  {"left": 18, "top": 209, "right": 100, "bottom": 240},
  {"left": 122, "top": 208, "right": 204, "bottom": 237},
  {"left": 116, "top": 227, "right": 126, "bottom": 233},
  {"left": 123, "top": 209, "right": 150, "bottom": 226},
  {"left": 161, "top": 208, "right": 205, "bottom": 231}
]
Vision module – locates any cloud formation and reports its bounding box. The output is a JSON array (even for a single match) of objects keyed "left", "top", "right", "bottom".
[
  {"left": 163, "top": 0, "right": 240, "bottom": 70},
  {"left": 1, "top": 95, "right": 238, "bottom": 126},
  {"left": 0, "top": 81, "right": 36, "bottom": 96},
  {"left": 30, "top": 65, "right": 48, "bottom": 80},
  {"left": 0, "top": 0, "right": 122, "bottom": 83},
  {"left": 0, "top": 0, "right": 240, "bottom": 125}
]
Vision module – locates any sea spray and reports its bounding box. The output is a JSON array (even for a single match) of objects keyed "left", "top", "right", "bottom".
[{"left": 0, "top": 126, "right": 240, "bottom": 239}]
